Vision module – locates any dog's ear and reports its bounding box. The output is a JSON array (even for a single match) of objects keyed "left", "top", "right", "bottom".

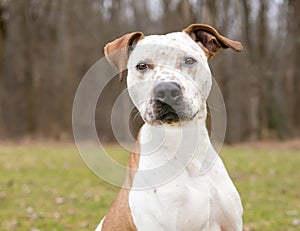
[
  {"left": 104, "top": 32, "right": 145, "bottom": 81},
  {"left": 183, "top": 24, "right": 243, "bottom": 59}
]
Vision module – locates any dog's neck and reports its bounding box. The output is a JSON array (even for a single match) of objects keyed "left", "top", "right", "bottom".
[{"left": 137, "top": 119, "right": 216, "bottom": 179}]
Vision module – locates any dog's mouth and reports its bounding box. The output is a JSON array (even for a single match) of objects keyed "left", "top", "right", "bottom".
[
  {"left": 147, "top": 99, "right": 197, "bottom": 125},
  {"left": 159, "top": 112, "right": 179, "bottom": 124},
  {"left": 154, "top": 102, "right": 179, "bottom": 124}
]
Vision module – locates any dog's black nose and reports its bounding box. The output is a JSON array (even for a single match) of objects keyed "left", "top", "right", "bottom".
[{"left": 152, "top": 82, "right": 182, "bottom": 105}]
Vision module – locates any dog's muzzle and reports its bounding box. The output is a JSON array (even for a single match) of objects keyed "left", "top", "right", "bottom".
[{"left": 149, "top": 82, "right": 194, "bottom": 125}]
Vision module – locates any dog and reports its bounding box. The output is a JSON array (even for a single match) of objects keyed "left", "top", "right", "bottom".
[{"left": 96, "top": 24, "right": 243, "bottom": 231}]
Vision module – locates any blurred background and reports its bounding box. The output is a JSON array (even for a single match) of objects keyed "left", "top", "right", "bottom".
[
  {"left": 0, "top": 0, "right": 299, "bottom": 143},
  {"left": 1, "top": 1, "right": 300, "bottom": 230}
]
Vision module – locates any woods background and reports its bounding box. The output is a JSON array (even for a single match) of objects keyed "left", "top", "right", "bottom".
[{"left": 0, "top": 0, "right": 299, "bottom": 143}]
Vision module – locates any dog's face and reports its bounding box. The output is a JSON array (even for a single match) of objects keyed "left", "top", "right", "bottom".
[
  {"left": 104, "top": 24, "right": 243, "bottom": 126},
  {"left": 127, "top": 32, "right": 211, "bottom": 125}
]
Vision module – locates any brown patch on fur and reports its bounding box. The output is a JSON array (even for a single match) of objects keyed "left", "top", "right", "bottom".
[
  {"left": 183, "top": 24, "right": 243, "bottom": 59},
  {"left": 104, "top": 32, "right": 144, "bottom": 81},
  {"left": 101, "top": 134, "right": 141, "bottom": 231}
]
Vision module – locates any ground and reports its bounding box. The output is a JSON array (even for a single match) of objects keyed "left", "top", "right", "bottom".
[{"left": 0, "top": 141, "right": 299, "bottom": 231}]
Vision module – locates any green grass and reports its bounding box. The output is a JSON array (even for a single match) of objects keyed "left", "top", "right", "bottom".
[
  {"left": 0, "top": 143, "right": 299, "bottom": 230},
  {"left": 221, "top": 146, "right": 300, "bottom": 231}
]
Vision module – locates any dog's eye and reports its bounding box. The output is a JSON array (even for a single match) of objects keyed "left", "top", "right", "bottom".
[
  {"left": 136, "top": 62, "right": 149, "bottom": 72},
  {"left": 184, "top": 57, "right": 197, "bottom": 65}
]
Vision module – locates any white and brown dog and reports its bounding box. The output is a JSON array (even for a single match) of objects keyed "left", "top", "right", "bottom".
[{"left": 96, "top": 24, "right": 243, "bottom": 231}]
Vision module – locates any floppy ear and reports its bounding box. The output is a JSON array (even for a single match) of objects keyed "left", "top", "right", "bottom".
[
  {"left": 183, "top": 24, "right": 243, "bottom": 59},
  {"left": 104, "top": 32, "right": 144, "bottom": 81}
]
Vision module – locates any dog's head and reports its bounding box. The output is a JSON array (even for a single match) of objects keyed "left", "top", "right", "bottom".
[{"left": 104, "top": 24, "right": 243, "bottom": 126}]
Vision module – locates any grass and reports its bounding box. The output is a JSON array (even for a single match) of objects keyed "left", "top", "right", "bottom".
[
  {"left": 222, "top": 146, "right": 300, "bottom": 230},
  {"left": 0, "top": 143, "right": 299, "bottom": 230}
]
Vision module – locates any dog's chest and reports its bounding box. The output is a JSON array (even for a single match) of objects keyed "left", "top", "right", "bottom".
[
  {"left": 129, "top": 172, "right": 212, "bottom": 231},
  {"left": 127, "top": 125, "right": 242, "bottom": 230}
]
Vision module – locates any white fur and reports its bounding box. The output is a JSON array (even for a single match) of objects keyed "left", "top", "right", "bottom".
[{"left": 129, "top": 122, "right": 243, "bottom": 230}]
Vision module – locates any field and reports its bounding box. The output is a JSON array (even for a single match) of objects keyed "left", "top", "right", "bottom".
[{"left": 0, "top": 142, "right": 299, "bottom": 231}]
